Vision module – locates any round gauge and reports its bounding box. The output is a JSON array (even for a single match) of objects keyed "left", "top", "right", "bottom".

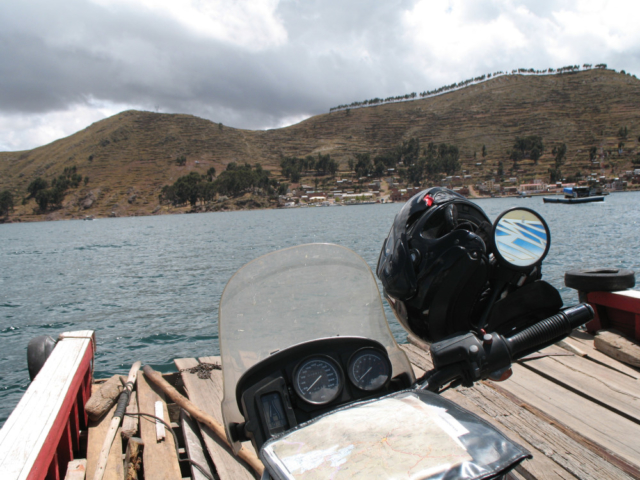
[
  {"left": 293, "top": 356, "right": 344, "bottom": 405},
  {"left": 348, "top": 348, "right": 391, "bottom": 392}
]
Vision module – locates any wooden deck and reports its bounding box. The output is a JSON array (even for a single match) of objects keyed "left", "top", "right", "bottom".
[{"left": 86, "top": 330, "right": 640, "bottom": 480}]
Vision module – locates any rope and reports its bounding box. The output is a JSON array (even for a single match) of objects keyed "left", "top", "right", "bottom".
[{"left": 178, "top": 362, "right": 221, "bottom": 379}]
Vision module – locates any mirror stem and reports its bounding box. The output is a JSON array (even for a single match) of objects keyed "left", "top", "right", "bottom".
[{"left": 477, "top": 279, "right": 507, "bottom": 332}]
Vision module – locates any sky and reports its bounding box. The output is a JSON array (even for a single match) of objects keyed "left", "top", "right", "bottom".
[{"left": 1, "top": 0, "right": 639, "bottom": 152}]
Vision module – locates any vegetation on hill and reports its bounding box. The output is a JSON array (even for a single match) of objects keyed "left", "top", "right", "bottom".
[
  {"left": 159, "top": 162, "right": 288, "bottom": 207},
  {"left": 329, "top": 64, "right": 611, "bottom": 112},
  {"left": 0, "top": 190, "right": 13, "bottom": 221},
  {"left": 0, "top": 68, "right": 639, "bottom": 222}
]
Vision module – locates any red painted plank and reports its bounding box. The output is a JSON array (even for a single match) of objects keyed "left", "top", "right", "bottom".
[
  {"left": 26, "top": 344, "right": 93, "bottom": 480},
  {"left": 588, "top": 291, "right": 640, "bottom": 314}
]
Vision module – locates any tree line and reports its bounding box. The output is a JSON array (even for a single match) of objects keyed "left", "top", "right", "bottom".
[
  {"left": 330, "top": 64, "right": 609, "bottom": 112},
  {"left": 280, "top": 154, "right": 339, "bottom": 183},
  {"left": 344, "top": 138, "right": 461, "bottom": 186},
  {"left": 160, "top": 162, "right": 288, "bottom": 207},
  {"left": 26, "top": 166, "right": 88, "bottom": 212}
]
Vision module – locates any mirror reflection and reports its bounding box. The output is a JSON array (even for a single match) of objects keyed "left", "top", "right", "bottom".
[{"left": 494, "top": 209, "right": 549, "bottom": 267}]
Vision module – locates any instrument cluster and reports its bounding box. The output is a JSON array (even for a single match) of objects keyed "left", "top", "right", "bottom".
[
  {"left": 235, "top": 337, "right": 409, "bottom": 452},
  {"left": 292, "top": 348, "right": 391, "bottom": 405}
]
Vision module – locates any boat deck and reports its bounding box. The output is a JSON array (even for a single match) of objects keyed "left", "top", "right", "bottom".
[{"left": 86, "top": 331, "right": 640, "bottom": 480}]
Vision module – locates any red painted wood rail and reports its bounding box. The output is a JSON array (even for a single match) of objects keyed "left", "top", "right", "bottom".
[
  {"left": 585, "top": 290, "right": 640, "bottom": 340},
  {"left": 0, "top": 331, "right": 95, "bottom": 480}
]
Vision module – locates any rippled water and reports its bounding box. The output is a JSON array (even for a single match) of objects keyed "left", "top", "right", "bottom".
[{"left": 1, "top": 192, "right": 639, "bottom": 426}]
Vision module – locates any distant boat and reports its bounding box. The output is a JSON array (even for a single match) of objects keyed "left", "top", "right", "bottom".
[{"left": 543, "top": 186, "right": 604, "bottom": 204}]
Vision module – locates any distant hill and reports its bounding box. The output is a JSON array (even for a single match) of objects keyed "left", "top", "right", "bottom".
[{"left": 1, "top": 68, "right": 639, "bottom": 221}]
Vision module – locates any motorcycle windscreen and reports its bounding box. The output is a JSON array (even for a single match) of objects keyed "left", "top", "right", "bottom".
[
  {"left": 260, "top": 390, "right": 530, "bottom": 480},
  {"left": 219, "top": 244, "right": 415, "bottom": 452}
]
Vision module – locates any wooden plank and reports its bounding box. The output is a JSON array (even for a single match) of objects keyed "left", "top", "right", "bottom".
[
  {"left": 566, "top": 332, "right": 640, "bottom": 379},
  {"left": 518, "top": 344, "right": 640, "bottom": 423},
  {"left": 121, "top": 391, "right": 138, "bottom": 440},
  {"left": 0, "top": 331, "right": 94, "bottom": 480},
  {"left": 401, "top": 344, "right": 634, "bottom": 480},
  {"left": 123, "top": 437, "right": 143, "bottom": 480},
  {"left": 154, "top": 401, "right": 166, "bottom": 441},
  {"left": 499, "top": 362, "right": 640, "bottom": 469},
  {"left": 175, "top": 357, "right": 256, "bottom": 480},
  {"left": 86, "top": 385, "right": 123, "bottom": 480},
  {"left": 137, "top": 373, "right": 182, "bottom": 480},
  {"left": 63, "top": 459, "right": 86, "bottom": 480},
  {"left": 180, "top": 410, "right": 215, "bottom": 480},
  {"left": 594, "top": 329, "right": 640, "bottom": 368}
]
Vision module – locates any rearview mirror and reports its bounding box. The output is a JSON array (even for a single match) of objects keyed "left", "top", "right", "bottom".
[{"left": 492, "top": 207, "right": 550, "bottom": 270}]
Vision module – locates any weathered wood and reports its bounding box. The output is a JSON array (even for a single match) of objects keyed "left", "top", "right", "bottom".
[
  {"left": 401, "top": 343, "right": 635, "bottom": 480},
  {"left": 175, "top": 357, "right": 257, "bottom": 480},
  {"left": 556, "top": 339, "right": 586, "bottom": 357},
  {"left": 121, "top": 391, "right": 138, "bottom": 440},
  {"left": 124, "top": 437, "right": 143, "bottom": 480},
  {"left": 86, "top": 387, "right": 123, "bottom": 480},
  {"left": 86, "top": 375, "right": 122, "bottom": 421},
  {"left": 566, "top": 332, "right": 640, "bottom": 379},
  {"left": 518, "top": 344, "right": 640, "bottom": 423},
  {"left": 137, "top": 373, "right": 182, "bottom": 480},
  {"left": 402, "top": 345, "right": 576, "bottom": 480},
  {"left": 180, "top": 410, "right": 216, "bottom": 480},
  {"left": 154, "top": 401, "right": 166, "bottom": 441},
  {"left": 498, "top": 362, "right": 640, "bottom": 471},
  {"left": 93, "top": 361, "right": 141, "bottom": 480},
  {"left": 64, "top": 459, "right": 87, "bottom": 480},
  {"left": 457, "top": 384, "right": 634, "bottom": 480},
  {"left": 594, "top": 329, "right": 640, "bottom": 368},
  {"left": 0, "top": 331, "right": 94, "bottom": 480}
]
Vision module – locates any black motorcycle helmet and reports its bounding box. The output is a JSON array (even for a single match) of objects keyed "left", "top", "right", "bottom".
[{"left": 377, "top": 187, "right": 494, "bottom": 342}]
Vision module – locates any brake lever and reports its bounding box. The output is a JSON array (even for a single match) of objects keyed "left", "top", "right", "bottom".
[{"left": 416, "top": 364, "right": 467, "bottom": 392}]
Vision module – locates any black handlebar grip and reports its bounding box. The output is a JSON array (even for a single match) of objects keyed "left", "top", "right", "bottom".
[{"left": 505, "top": 303, "right": 594, "bottom": 358}]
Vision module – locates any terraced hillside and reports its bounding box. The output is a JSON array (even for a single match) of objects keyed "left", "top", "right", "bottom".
[{"left": 1, "top": 68, "right": 639, "bottom": 221}]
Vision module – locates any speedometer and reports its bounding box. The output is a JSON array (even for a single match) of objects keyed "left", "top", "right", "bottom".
[
  {"left": 348, "top": 348, "right": 391, "bottom": 392},
  {"left": 293, "top": 356, "right": 343, "bottom": 405}
]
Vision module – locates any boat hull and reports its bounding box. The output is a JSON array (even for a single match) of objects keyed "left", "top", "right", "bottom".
[{"left": 543, "top": 196, "right": 604, "bottom": 204}]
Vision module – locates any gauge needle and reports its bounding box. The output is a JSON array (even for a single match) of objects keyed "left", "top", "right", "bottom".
[
  {"left": 306, "top": 375, "right": 322, "bottom": 391},
  {"left": 358, "top": 367, "right": 372, "bottom": 382}
]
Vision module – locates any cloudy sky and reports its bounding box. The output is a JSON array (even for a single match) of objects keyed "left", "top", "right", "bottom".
[{"left": 1, "top": 0, "right": 639, "bottom": 152}]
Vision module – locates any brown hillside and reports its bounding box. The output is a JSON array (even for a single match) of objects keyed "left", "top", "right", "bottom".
[{"left": 1, "top": 69, "right": 639, "bottom": 221}]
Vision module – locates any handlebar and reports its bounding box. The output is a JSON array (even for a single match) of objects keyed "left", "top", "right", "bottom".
[
  {"left": 505, "top": 304, "right": 593, "bottom": 358},
  {"left": 419, "top": 303, "right": 594, "bottom": 392}
]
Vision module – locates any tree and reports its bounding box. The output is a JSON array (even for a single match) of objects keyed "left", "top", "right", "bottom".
[
  {"left": 176, "top": 155, "right": 187, "bottom": 166},
  {"left": 618, "top": 126, "right": 628, "bottom": 138},
  {"left": 438, "top": 143, "right": 460, "bottom": 175},
  {"left": 482, "top": 145, "right": 487, "bottom": 157},
  {"left": 328, "top": 158, "right": 339, "bottom": 177},
  {"left": 354, "top": 153, "right": 372, "bottom": 178},
  {"left": 549, "top": 144, "right": 567, "bottom": 183},
  {"left": 0, "top": 190, "right": 14, "bottom": 219},
  {"left": 348, "top": 159, "right": 354, "bottom": 172},
  {"left": 206, "top": 167, "right": 216, "bottom": 181},
  {"left": 509, "top": 136, "right": 544, "bottom": 165},
  {"left": 27, "top": 177, "right": 48, "bottom": 198}
]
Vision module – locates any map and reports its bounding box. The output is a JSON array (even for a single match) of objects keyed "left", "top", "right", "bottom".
[{"left": 262, "top": 392, "right": 473, "bottom": 479}]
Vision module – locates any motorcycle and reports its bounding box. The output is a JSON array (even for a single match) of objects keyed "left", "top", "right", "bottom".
[{"left": 218, "top": 207, "right": 593, "bottom": 480}]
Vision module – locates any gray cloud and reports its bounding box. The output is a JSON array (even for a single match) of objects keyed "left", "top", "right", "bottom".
[{"left": 1, "top": 0, "right": 639, "bottom": 150}]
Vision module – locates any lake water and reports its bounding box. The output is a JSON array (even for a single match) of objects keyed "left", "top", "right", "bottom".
[{"left": 1, "top": 192, "right": 639, "bottom": 426}]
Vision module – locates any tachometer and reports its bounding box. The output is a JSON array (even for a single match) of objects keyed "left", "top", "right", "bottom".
[
  {"left": 348, "top": 348, "right": 391, "bottom": 392},
  {"left": 293, "top": 356, "right": 343, "bottom": 405}
]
